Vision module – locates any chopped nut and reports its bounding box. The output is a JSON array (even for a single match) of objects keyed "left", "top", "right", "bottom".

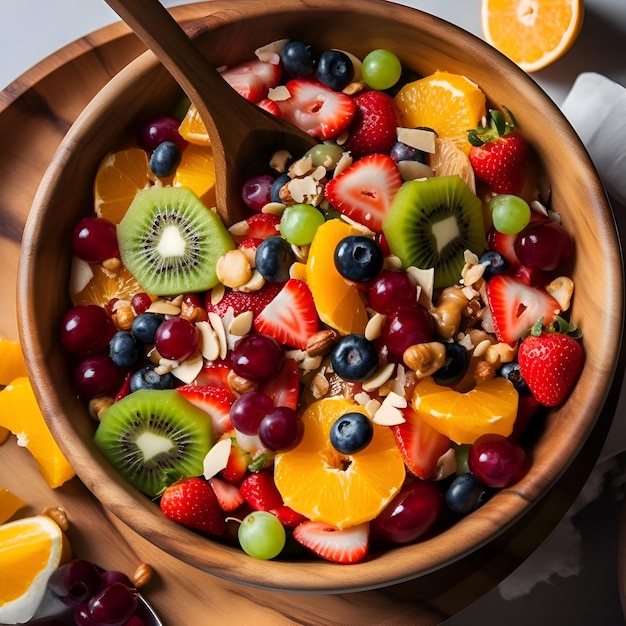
[
  {"left": 236, "top": 269, "right": 266, "bottom": 293},
  {"left": 269, "top": 148, "right": 292, "bottom": 172},
  {"left": 333, "top": 151, "right": 353, "bottom": 177},
  {"left": 208, "top": 312, "right": 228, "bottom": 360},
  {"left": 545, "top": 276, "right": 574, "bottom": 311},
  {"left": 305, "top": 329, "right": 338, "bottom": 357},
  {"left": 261, "top": 201, "right": 286, "bottom": 215},
  {"left": 180, "top": 297, "right": 208, "bottom": 323},
  {"left": 485, "top": 342, "right": 517, "bottom": 367},
  {"left": 342, "top": 80, "right": 367, "bottom": 96},
  {"left": 311, "top": 372, "right": 330, "bottom": 399},
  {"left": 171, "top": 351, "right": 204, "bottom": 384},
  {"left": 197, "top": 320, "right": 221, "bottom": 361},
  {"left": 132, "top": 563, "right": 154, "bottom": 589},
  {"left": 432, "top": 448, "right": 457, "bottom": 481},
  {"left": 474, "top": 359, "right": 497, "bottom": 383},
  {"left": 112, "top": 302, "right": 134, "bottom": 330},
  {"left": 146, "top": 299, "right": 181, "bottom": 316},
  {"left": 255, "top": 38, "right": 288, "bottom": 63},
  {"left": 403, "top": 342, "right": 447, "bottom": 378},
  {"left": 268, "top": 85, "right": 291, "bottom": 102},
  {"left": 397, "top": 126, "right": 437, "bottom": 153},
  {"left": 373, "top": 392, "right": 407, "bottom": 425},
  {"left": 102, "top": 257, "right": 122, "bottom": 273},
  {"left": 42, "top": 506, "right": 69, "bottom": 532},
  {"left": 289, "top": 155, "right": 314, "bottom": 178},
  {"left": 406, "top": 266, "right": 435, "bottom": 307},
  {"left": 228, "top": 219, "right": 250, "bottom": 237},
  {"left": 216, "top": 249, "right": 252, "bottom": 289},
  {"left": 396, "top": 160, "right": 435, "bottom": 181},
  {"left": 88, "top": 396, "right": 114, "bottom": 421},
  {"left": 431, "top": 286, "right": 471, "bottom": 339},
  {"left": 228, "top": 370, "right": 258, "bottom": 395},
  {"left": 362, "top": 362, "right": 396, "bottom": 392},
  {"left": 462, "top": 262, "right": 485, "bottom": 287}
]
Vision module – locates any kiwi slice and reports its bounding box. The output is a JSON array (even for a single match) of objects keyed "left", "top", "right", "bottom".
[
  {"left": 382, "top": 175, "right": 485, "bottom": 288},
  {"left": 117, "top": 186, "right": 235, "bottom": 296},
  {"left": 94, "top": 389, "right": 214, "bottom": 497}
]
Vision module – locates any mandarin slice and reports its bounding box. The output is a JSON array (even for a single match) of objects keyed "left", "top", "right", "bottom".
[
  {"left": 274, "top": 397, "right": 405, "bottom": 529},
  {"left": 411, "top": 376, "right": 519, "bottom": 445},
  {"left": 178, "top": 103, "right": 211, "bottom": 146},
  {"left": 71, "top": 263, "right": 146, "bottom": 308},
  {"left": 481, "top": 0, "right": 583, "bottom": 73},
  {"left": 94, "top": 148, "right": 156, "bottom": 224},
  {"left": 305, "top": 219, "right": 369, "bottom": 336},
  {"left": 0, "top": 515, "right": 71, "bottom": 624},
  {"left": 0, "top": 338, "right": 28, "bottom": 387},
  {"left": 173, "top": 143, "right": 216, "bottom": 207},
  {"left": 0, "top": 487, "right": 25, "bottom": 524},
  {"left": 394, "top": 71, "right": 486, "bottom": 154},
  {"left": 428, "top": 137, "right": 476, "bottom": 194},
  {"left": 0, "top": 377, "right": 75, "bottom": 488}
]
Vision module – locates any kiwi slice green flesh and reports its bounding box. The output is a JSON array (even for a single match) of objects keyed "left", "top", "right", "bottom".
[
  {"left": 94, "top": 389, "right": 214, "bottom": 497},
  {"left": 117, "top": 186, "right": 235, "bottom": 296},
  {"left": 382, "top": 175, "right": 485, "bottom": 288}
]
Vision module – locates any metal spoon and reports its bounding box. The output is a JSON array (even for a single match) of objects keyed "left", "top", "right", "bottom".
[{"left": 103, "top": 0, "right": 317, "bottom": 224}]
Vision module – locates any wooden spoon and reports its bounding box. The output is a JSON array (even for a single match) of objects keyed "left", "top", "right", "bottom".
[{"left": 103, "top": 0, "right": 317, "bottom": 225}]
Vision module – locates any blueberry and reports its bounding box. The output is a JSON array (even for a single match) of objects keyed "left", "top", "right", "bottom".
[
  {"left": 270, "top": 173, "right": 291, "bottom": 203},
  {"left": 499, "top": 361, "right": 529, "bottom": 393},
  {"left": 330, "top": 412, "right": 374, "bottom": 455},
  {"left": 316, "top": 49, "right": 354, "bottom": 91},
  {"left": 255, "top": 236, "right": 295, "bottom": 282},
  {"left": 334, "top": 235, "right": 384, "bottom": 282},
  {"left": 109, "top": 331, "right": 139, "bottom": 369},
  {"left": 149, "top": 141, "right": 181, "bottom": 177},
  {"left": 130, "top": 364, "right": 175, "bottom": 392},
  {"left": 432, "top": 342, "right": 469, "bottom": 387},
  {"left": 280, "top": 40, "right": 317, "bottom": 77},
  {"left": 131, "top": 313, "right": 163, "bottom": 344},
  {"left": 389, "top": 141, "right": 426, "bottom": 164},
  {"left": 444, "top": 473, "right": 488, "bottom": 515},
  {"left": 479, "top": 250, "right": 507, "bottom": 280},
  {"left": 330, "top": 334, "right": 379, "bottom": 382}
]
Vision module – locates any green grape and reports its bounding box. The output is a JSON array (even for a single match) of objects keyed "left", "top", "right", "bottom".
[
  {"left": 361, "top": 49, "right": 402, "bottom": 90},
  {"left": 488, "top": 194, "right": 531, "bottom": 234},
  {"left": 238, "top": 511, "right": 286, "bottom": 560},
  {"left": 280, "top": 203, "right": 325, "bottom": 246},
  {"left": 304, "top": 141, "right": 344, "bottom": 169},
  {"left": 454, "top": 443, "right": 471, "bottom": 475}
]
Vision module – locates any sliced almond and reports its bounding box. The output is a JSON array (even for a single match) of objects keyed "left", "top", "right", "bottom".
[
  {"left": 255, "top": 38, "right": 288, "bottom": 64},
  {"left": 197, "top": 320, "right": 221, "bottom": 361},
  {"left": 268, "top": 84, "right": 291, "bottom": 102},
  {"left": 406, "top": 266, "right": 435, "bottom": 307},
  {"left": 365, "top": 312, "right": 386, "bottom": 342},
  {"left": 362, "top": 362, "right": 396, "bottom": 393},
  {"left": 229, "top": 310, "right": 254, "bottom": 337},
  {"left": 397, "top": 160, "right": 435, "bottom": 182},
  {"left": 171, "top": 350, "right": 204, "bottom": 384},
  {"left": 397, "top": 127, "right": 437, "bottom": 153},
  {"left": 208, "top": 312, "right": 228, "bottom": 360},
  {"left": 373, "top": 391, "right": 407, "bottom": 426},
  {"left": 203, "top": 438, "right": 232, "bottom": 479},
  {"left": 146, "top": 299, "right": 181, "bottom": 316},
  {"left": 69, "top": 256, "right": 94, "bottom": 295}
]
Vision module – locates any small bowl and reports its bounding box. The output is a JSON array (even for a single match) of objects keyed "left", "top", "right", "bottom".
[{"left": 17, "top": 0, "right": 623, "bottom": 592}]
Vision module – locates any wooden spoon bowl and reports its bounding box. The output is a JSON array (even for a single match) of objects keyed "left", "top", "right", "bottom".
[{"left": 18, "top": 0, "right": 623, "bottom": 592}]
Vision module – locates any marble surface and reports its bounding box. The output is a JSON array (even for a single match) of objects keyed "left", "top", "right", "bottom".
[{"left": 2, "top": 1, "right": 626, "bottom": 624}]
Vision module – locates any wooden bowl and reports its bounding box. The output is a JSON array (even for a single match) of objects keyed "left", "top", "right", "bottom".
[{"left": 17, "top": 0, "right": 623, "bottom": 592}]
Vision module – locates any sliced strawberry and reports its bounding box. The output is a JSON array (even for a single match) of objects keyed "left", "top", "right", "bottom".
[
  {"left": 219, "top": 430, "right": 252, "bottom": 484},
  {"left": 194, "top": 359, "right": 232, "bottom": 387},
  {"left": 231, "top": 212, "right": 281, "bottom": 244},
  {"left": 256, "top": 98, "right": 282, "bottom": 117},
  {"left": 205, "top": 280, "right": 283, "bottom": 319},
  {"left": 514, "top": 264, "right": 552, "bottom": 288},
  {"left": 239, "top": 469, "right": 306, "bottom": 527},
  {"left": 160, "top": 477, "right": 226, "bottom": 536},
  {"left": 220, "top": 58, "right": 282, "bottom": 102},
  {"left": 276, "top": 78, "right": 356, "bottom": 140},
  {"left": 511, "top": 393, "right": 541, "bottom": 439},
  {"left": 114, "top": 371, "right": 133, "bottom": 402},
  {"left": 486, "top": 226, "right": 520, "bottom": 270},
  {"left": 293, "top": 520, "right": 369, "bottom": 564},
  {"left": 258, "top": 357, "right": 300, "bottom": 411},
  {"left": 391, "top": 406, "right": 451, "bottom": 479},
  {"left": 209, "top": 476, "right": 245, "bottom": 512},
  {"left": 324, "top": 153, "right": 403, "bottom": 232},
  {"left": 343, "top": 90, "right": 398, "bottom": 159},
  {"left": 254, "top": 278, "right": 319, "bottom": 349},
  {"left": 177, "top": 384, "right": 236, "bottom": 436},
  {"left": 485, "top": 274, "right": 561, "bottom": 344}
]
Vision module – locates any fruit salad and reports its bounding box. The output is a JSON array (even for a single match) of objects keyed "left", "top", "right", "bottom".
[{"left": 60, "top": 39, "right": 584, "bottom": 564}]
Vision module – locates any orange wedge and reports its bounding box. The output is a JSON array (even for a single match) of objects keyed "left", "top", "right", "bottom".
[
  {"left": 0, "top": 377, "right": 75, "bottom": 488},
  {"left": 394, "top": 71, "right": 487, "bottom": 154},
  {"left": 429, "top": 137, "right": 476, "bottom": 194},
  {"left": 173, "top": 143, "right": 216, "bottom": 208},
  {"left": 0, "top": 515, "right": 71, "bottom": 624},
  {"left": 71, "top": 263, "right": 146, "bottom": 308},
  {"left": 411, "top": 376, "right": 519, "bottom": 444},
  {"left": 481, "top": 0, "right": 584, "bottom": 73},
  {"left": 94, "top": 148, "right": 155, "bottom": 224},
  {"left": 274, "top": 397, "right": 406, "bottom": 529},
  {"left": 0, "top": 487, "right": 25, "bottom": 524},
  {"left": 178, "top": 103, "right": 211, "bottom": 146},
  {"left": 0, "top": 338, "right": 28, "bottom": 387},
  {"left": 305, "top": 219, "right": 369, "bottom": 336}
]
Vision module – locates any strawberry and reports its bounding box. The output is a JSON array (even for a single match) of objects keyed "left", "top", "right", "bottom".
[
  {"left": 511, "top": 393, "right": 541, "bottom": 439},
  {"left": 195, "top": 359, "right": 232, "bottom": 387},
  {"left": 292, "top": 521, "right": 369, "bottom": 564},
  {"left": 239, "top": 469, "right": 306, "bottom": 527},
  {"left": 254, "top": 278, "right": 319, "bottom": 349},
  {"left": 486, "top": 226, "right": 520, "bottom": 270},
  {"left": 220, "top": 58, "right": 282, "bottom": 102},
  {"left": 258, "top": 357, "right": 300, "bottom": 411},
  {"left": 176, "top": 384, "right": 236, "bottom": 437},
  {"left": 468, "top": 108, "right": 528, "bottom": 195},
  {"left": 208, "top": 476, "right": 245, "bottom": 511},
  {"left": 230, "top": 212, "right": 281, "bottom": 244},
  {"left": 518, "top": 322, "right": 584, "bottom": 407},
  {"left": 205, "top": 280, "right": 283, "bottom": 319},
  {"left": 276, "top": 78, "right": 356, "bottom": 140},
  {"left": 219, "top": 430, "right": 252, "bottom": 484},
  {"left": 391, "top": 406, "right": 451, "bottom": 479},
  {"left": 324, "top": 153, "right": 403, "bottom": 232},
  {"left": 160, "top": 477, "right": 226, "bottom": 536},
  {"left": 255, "top": 98, "right": 282, "bottom": 117},
  {"left": 343, "top": 90, "right": 398, "bottom": 159},
  {"left": 485, "top": 274, "right": 561, "bottom": 344}
]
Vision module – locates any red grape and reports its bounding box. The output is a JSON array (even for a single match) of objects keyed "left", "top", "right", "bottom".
[
  {"left": 241, "top": 174, "right": 276, "bottom": 211},
  {"left": 258, "top": 406, "right": 303, "bottom": 451},
  {"left": 60, "top": 305, "right": 116, "bottom": 358},
  {"left": 230, "top": 334, "right": 285, "bottom": 383},
  {"left": 137, "top": 114, "right": 187, "bottom": 152},
  {"left": 88, "top": 582, "right": 138, "bottom": 626},
  {"left": 379, "top": 304, "right": 435, "bottom": 357},
  {"left": 48, "top": 559, "right": 102, "bottom": 607},
  {"left": 468, "top": 434, "right": 526, "bottom": 488},
  {"left": 514, "top": 220, "right": 572, "bottom": 271},
  {"left": 368, "top": 269, "right": 417, "bottom": 314},
  {"left": 72, "top": 217, "right": 119, "bottom": 263},
  {"left": 230, "top": 391, "right": 275, "bottom": 435},
  {"left": 154, "top": 316, "right": 200, "bottom": 361},
  {"left": 74, "top": 356, "right": 125, "bottom": 400}
]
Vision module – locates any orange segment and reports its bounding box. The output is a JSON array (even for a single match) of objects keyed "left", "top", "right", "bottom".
[
  {"left": 0, "top": 487, "right": 25, "bottom": 524},
  {"left": 429, "top": 137, "right": 476, "bottom": 194},
  {"left": 411, "top": 377, "right": 519, "bottom": 444},
  {"left": 305, "top": 219, "right": 369, "bottom": 336},
  {"left": 0, "top": 515, "right": 70, "bottom": 624},
  {"left": 0, "top": 377, "right": 75, "bottom": 488},
  {"left": 94, "top": 148, "right": 155, "bottom": 224},
  {"left": 178, "top": 103, "right": 211, "bottom": 146},
  {"left": 394, "top": 71, "right": 487, "bottom": 154},
  {"left": 274, "top": 397, "right": 406, "bottom": 529},
  {"left": 173, "top": 143, "right": 216, "bottom": 208},
  {"left": 71, "top": 263, "right": 147, "bottom": 308},
  {"left": 0, "top": 338, "right": 28, "bottom": 387},
  {"left": 482, "top": 0, "right": 583, "bottom": 73}
]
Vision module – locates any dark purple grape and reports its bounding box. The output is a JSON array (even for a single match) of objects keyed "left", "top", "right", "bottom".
[
  {"left": 230, "top": 334, "right": 285, "bottom": 383},
  {"left": 137, "top": 114, "right": 187, "bottom": 153},
  {"left": 88, "top": 582, "right": 138, "bottom": 626},
  {"left": 230, "top": 391, "right": 275, "bottom": 436},
  {"left": 60, "top": 305, "right": 116, "bottom": 358},
  {"left": 468, "top": 434, "right": 526, "bottom": 488},
  {"left": 154, "top": 316, "right": 200, "bottom": 361},
  {"left": 368, "top": 269, "right": 418, "bottom": 314},
  {"left": 513, "top": 220, "right": 572, "bottom": 271},
  {"left": 100, "top": 569, "right": 133, "bottom": 589},
  {"left": 72, "top": 217, "right": 119, "bottom": 263},
  {"left": 47, "top": 559, "right": 102, "bottom": 607},
  {"left": 379, "top": 304, "right": 435, "bottom": 358},
  {"left": 241, "top": 174, "right": 275, "bottom": 211},
  {"left": 74, "top": 603, "right": 97, "bottom": 626},
  {"left": 74, "top": 356, "right": 125, "bottom": 400},
  {"left": 258, "top": 406, "right": 303, "bottom": 451}
]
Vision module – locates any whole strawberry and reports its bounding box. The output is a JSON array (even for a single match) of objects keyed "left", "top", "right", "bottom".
[
  {"left": 468, "top": 107, "right": 528, "bottom": 195},
  {"left": 160, "top": 476, "right": 227, "bottom": 536},
  {"left": 517, "top": 320, "right": 584, "bottom": 407}
]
